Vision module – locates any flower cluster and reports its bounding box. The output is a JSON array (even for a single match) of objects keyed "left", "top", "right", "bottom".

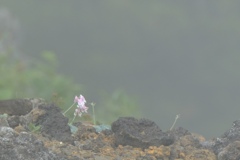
[
  {"left": 74, "top": 95, "right": 88, "bottom": 117},
  {"left": 63, "top": 94, "right": 94, "bottom": 124}
]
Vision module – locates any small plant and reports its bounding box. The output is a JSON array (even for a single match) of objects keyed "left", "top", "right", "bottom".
[
  {"left": 63, "top": 94, "right": 90, "bottom": 124},
  {"left": 170, "top": 114, "right": 180, "bottom": 131},
  {"left": 28, "top": 123, "right": 41, "bottom": 133}
]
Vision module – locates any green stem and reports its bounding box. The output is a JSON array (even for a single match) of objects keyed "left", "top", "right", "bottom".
[
  {"left": 62, "top": 102, "right": 76, "bottom": 116},
  {"left": 70, "top": 115, "right": 76, "bottom": 124}
]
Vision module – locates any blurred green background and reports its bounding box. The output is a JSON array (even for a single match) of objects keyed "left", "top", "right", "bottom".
[{"left": 1, "top": 1, "right": 240, "bottom": 138}]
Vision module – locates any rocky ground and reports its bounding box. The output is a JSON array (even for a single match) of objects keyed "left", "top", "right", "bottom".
[{"left": 0, "top": 98, "right": 240, "bottom": 160}]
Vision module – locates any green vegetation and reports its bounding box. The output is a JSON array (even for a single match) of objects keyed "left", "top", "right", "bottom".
[
  {"left": 0, "top": 51, "right": 82, "bottom": 106},
  {"left": 27, "top": 122, "right": 41, "bottom": 133},
  {"left": 0, "top": 51, "right": 141, "bottom": 124},
  {"left": 0, "top": 49, "right": 83, "bottom": 121}
]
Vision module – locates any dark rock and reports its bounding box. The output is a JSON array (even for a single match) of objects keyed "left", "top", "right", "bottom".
[
  {"left": 0, "top": 126, "right": 64, "bottom": 160},
  {"left": 1, "top": 99, "right": 73, "bottom": 144},
  {"left": 111, "top": 117, "right": 174, "bottom": 149},
  {"left": 166, "top": 127, "right": 191, "bottom": 140},
  {"left": 35, "top": 103, "right": 73, "bottom": 144},
  {"left": 7, "top": 115, "right": 20, "bottom": 128},
  {"left": 222, "top": 120, "right": 240, "bottom": 141},
  {"left": 0, "top": 99, "right": 33, "bottom": 115},
  {"left": 218, "top": 141, "right": 240, "bottom": 160},
  {"left": 210, "top": 119, "right": 240, "bottom": 155}
]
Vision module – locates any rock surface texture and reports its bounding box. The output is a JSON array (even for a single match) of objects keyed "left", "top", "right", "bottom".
[
  {"left": 0, "top": 127, "right": 64, "bottom": 160},
  {"left": 111, "top": 117, "right": 174, "bottom": 149},
  {"left": 0, "top": 98, "right": 238, "bottom": 159}
]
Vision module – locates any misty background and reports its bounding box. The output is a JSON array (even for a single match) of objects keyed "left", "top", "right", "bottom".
[{"left": 1, "top": 1, "right": 240, "bottom": 139}]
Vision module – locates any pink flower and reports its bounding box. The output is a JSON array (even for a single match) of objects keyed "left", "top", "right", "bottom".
[
  {"left": 78, "top": 104, "right": 88, "bottom": 113},
  {"left": 74, "top": 105, "right": 88, "bottom": 117},
  {"left": 74, "top": 108, "right": 82, "bottom": 117},
  {"left": 74, "top": 95, "right": 86, "bottom": 106},
  {"left": 73, "top": 94, "right": 88, "bottom": 117}
]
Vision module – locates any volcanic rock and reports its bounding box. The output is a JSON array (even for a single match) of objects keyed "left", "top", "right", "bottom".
[
  {"left": 111, "top": 117, "right": 174, "bottom": 149},
  {"left": 32, "top": 102, "right": 73, "bottom": 144},
  {"left": 0, "top": 126, "right": 64, "bottom": 160}
]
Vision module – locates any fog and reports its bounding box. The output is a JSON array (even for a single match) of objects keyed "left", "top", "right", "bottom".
[{"left": 1, "top": 1, "right": 240, "bottom": 138}]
